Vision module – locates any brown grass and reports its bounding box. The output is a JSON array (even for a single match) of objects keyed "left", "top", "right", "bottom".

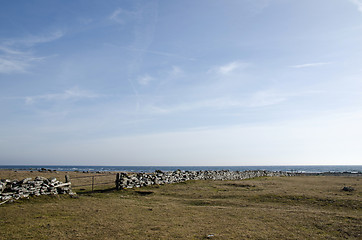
[{"left": 0, "top": 171, "right": 361, "bottom": 239}]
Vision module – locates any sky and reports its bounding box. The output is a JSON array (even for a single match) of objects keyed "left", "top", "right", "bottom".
[{"left": 0, "top": 0, "right": 362, "bottom": 166}]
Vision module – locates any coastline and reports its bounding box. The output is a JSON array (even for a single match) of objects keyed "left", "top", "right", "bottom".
[
  {"left": 1, "top": 172, "right": 360, "bottom": 239},
  {"left": 1, "top": 165, "right": 362, "bottom": 174}
]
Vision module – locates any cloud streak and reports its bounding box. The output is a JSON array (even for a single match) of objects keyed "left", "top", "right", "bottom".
[
  {"left": 137, "top": 75, "right": 153, "bottom": 86},
  {"left": 290, "top": 62, "right": 331, "bottom": 68},
  {"left": 0, "top": 31, "right": 64, "bottom": 74},
  {"left": 118, "top": 46, "right": 195, "bottom": 61},
  {"left": 213, "top": 61, "right": 249, "bottom": 75},
  {"left": 169, "top": 66, "right": 183, "bottom": 77},
  {"left": 246, "top": 90, "right": 287, "bottom": 107},
  {"left": 145, "top": 90, "right": 287, "bottom": 115},
  {"left": 109, "top": 8, "right": 138, "bottom": 25},
  {"left": 25, "top": 87, "right": 99, "bottom": 104},
  {"left": 3, "top": 31, "right": 64, "bottom": 47},
  {"left": 0, "top": 56, "right": 30, "bottom": 74}
]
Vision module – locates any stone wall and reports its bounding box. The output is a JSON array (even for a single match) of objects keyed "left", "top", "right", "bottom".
[
  {"left": 0, "top": 170, "right": 295, "bottom": 203},
  {"left": 0, "top": 176, "right": 75, "bottom": 204},
  {"left": 116, "top": 170, "right": 295, "bottom": 189}
]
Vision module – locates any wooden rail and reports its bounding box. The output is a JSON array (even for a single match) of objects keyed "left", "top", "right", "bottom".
[{"left": 68, "top": 174, "right": 117, "bottom": 192}]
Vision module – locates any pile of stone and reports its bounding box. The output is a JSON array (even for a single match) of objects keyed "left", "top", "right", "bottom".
[
  {"left": 116, "top": 170, "right": 295, "bottom": 189},
  {"left": 0, "top": 176, "right": 75, "bottom": 203}
]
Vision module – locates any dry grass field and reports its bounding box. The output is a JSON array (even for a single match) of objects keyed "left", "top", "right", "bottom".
[{"left": 0, "top": 171, "right": 361, "bottom": 239}]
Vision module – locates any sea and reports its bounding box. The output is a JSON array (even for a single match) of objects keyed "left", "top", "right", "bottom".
[{"left": 0, "top": 165, "right": 361, "bottom": 173}]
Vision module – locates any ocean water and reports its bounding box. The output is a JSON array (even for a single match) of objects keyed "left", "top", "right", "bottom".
[{"left": 0, "top": 165, "right": 361, "bottom": 173}]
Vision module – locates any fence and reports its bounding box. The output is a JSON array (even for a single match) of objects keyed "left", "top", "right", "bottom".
[
  {"left": 69, "top": 173, "right": 117, "bottom": 192},
  {"left": 68, "top": 170, "right": 295, "bottom": 192}
]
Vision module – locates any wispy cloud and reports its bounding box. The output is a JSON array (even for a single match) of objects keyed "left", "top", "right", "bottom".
[
  {"left": 146, "top": 90, "right": 287, "bottom": 115},
  {"left": 0, "top": 49, "right": 49, "bottom": 74},
  {"left": 0, "top": 31, "right": 64, "bottom": 74},
  {"left": 350, "top": 0, "right": 362, "bottom": 13},
  {"left": 3, "top": 31, "right": 64, "bottom": 47},
  {"left": 0, "top": 46, "right": 26, "bottom": 55},
  {"left": 170, "top": 66, "right": 183, "bottom": 77},
  {"left": 142, "top": 88, "right": 323, "bottom": 116},
  {"left": 290, "top": 62, "right": 331, "bottom": 68},
  {"left": 117, "top": 46, "right": 195, "bottom": 61},
  {"left": 109, "top": 8, "right": 137, "bottom": 25},
  {"left": 0, "top": 57, "right": 30, "bottom": 74},
  {"left": 246, "top": 90, "right": 286, "bottom": 107},
  {"left": 25, "top": 87, "right": 99, "bottom": 104},
  {"left": 213, "top": 61, "right": 249, "bottom": 75},
  {"left": 146, "top": 98, "right": 240, "bottom": 114},
  {"left": 78, "top": 17, "right": 93, "bottom": 25},
  {"left": 137, "top": 75, "right": 153, "bottom": 86},
  {"left": 163, "top": 65, "right": 184, "bottom": 80},
  {"left": 247, "top": 0, "right": 271, "bottom": 14}
]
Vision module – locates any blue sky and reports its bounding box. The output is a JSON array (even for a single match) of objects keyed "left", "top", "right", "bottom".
[{"left": 1, "top": 0, "right": 362, "bottom": 166}]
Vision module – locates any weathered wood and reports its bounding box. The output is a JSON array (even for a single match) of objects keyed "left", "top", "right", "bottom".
[
  {"left": 92, "top": 176, "right": 94, "bottom": 192},
  {"left": 65, "top": 175, "right": 70, "bottom": 183},
  {"left": 0, "top": 199, "right": 10, "bottom": 205},
  {"left": 115, "top": 173, "right": 120, "bottom": 190},
  {"left": 54, "top": 182, "right": 71, "bottom": 188}
]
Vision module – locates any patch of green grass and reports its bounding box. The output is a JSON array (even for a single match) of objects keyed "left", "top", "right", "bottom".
[
  {"left": 250, "top": 194, "right": 361, "bottom": 209},
  {"left": 185, "top": 199, "right": 213, "bottom": 206}
]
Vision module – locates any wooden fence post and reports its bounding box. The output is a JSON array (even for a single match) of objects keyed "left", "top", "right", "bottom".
[
  {"left": 92, "top": 176, "right": 94, "bottom": 192},
  {"left": 116, "top": 173, "right": 120, "bottom": 190},
  {"left": 65, "top": 175, "right": 70, "bottom": 183}
]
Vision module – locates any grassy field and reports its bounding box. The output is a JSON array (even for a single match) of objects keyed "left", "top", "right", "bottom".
[{"left": 0, "top": 171, "right": 361, "bottom": 239}]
